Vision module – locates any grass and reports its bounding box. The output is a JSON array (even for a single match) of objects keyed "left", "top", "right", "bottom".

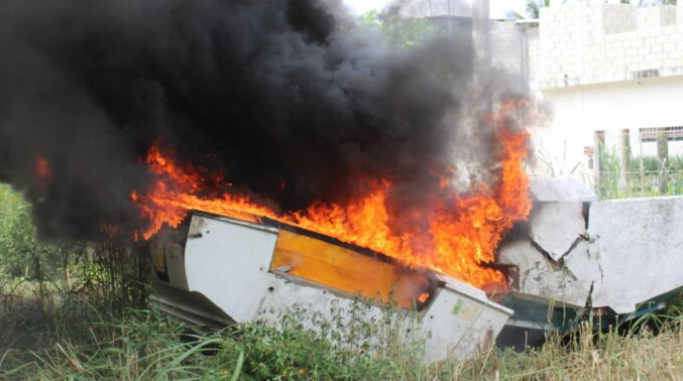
[
  {"left": 4, "top": 185, "right": 683, "bottom": 380},
  {"left": 4, "top": 297, "right": 683, "bottom": 380},
  {"left": 595, "top": 147, "right": 683, "bottom": 200}
]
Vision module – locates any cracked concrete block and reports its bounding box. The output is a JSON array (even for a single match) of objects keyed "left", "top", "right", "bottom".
[
  {"left": 562, "top": 241, "right": 602, "bottom": 303},
  {"left": 498, "top": 239, "right": 556, "bottom": 297},
  {"left": 500, "top": 194, "right": 683, "bottom": 315},
  {"left": 530, "top": 202, "right": 586, "bottom": 262},
  {"left": 498, "top": 239, "right": 547, "bottom": 269},
  {"left": 530, "top": 177, "right": 597, "bottom": 202},
  {"left": 588, "top": 197, "right": 683, "bottom": 314},
  {"left": 498, "top": 239, "right": 595, "bottom": 306}
]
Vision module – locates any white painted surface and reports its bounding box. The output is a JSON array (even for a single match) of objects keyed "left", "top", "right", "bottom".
[
  {"left": 529, "top": 177, "right": 597, "bottom": 202},
  {"left": 562, "top": 241, "right": 602, "bottom": 305},
  {"left": 530, "top": 202, "right": 586, "bottom": 261},
  {"left": 183, "top": 215, "right": 279, "bottom": 323},
  {"left": 177, "top": 214, "right": 512, "bottom": 362},
  {"left": 498, "top": 239, "right": 594, "bottom": 306},
  {"left": 259, "top": 274, "right": 513, "bottom": 363},
  {"left": 497, "top": 194, "right": 683, "bottom": 314},
  {"left": 588, "top": 197, "right": 683, "bottom": 313},
  {"left": 421, "top": 276, "right": 513, "bottom": 363}
]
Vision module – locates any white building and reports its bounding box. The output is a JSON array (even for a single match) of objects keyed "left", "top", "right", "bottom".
[
  {"left": 401, "top": 1, "right": 683, "bottom": 194},
  {"left": 523, "top": 2, "right": 683, "bottom": 194}
]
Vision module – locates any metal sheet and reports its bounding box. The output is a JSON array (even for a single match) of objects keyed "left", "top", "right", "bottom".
[
  {"left": 421, "top": 276, "right": 513, "bottom": 362},
  {"left": 270, "top": 230, "right": 436, "bottom": 310},
  {"left": 184, "top": 214, "right": 279, "bottom": 322},
  {"left": 153, "top": 212, "right": 513, "bottom": 363}
]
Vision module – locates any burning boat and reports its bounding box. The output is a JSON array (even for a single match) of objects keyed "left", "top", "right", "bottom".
[
  {"left": 0, "top": 0, "right": 584, "bottom": 361},
  {"left": 129, "top": 98, "right": 534, "bottom": 362},
  {"left": 150, "top": 210, "right": 513, "bottom": 363},
  {"left": 2, "top": 0, "right": 683, "bottom": 363}
]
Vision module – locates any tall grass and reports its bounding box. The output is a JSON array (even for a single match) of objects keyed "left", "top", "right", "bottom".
[
  {"left": 4, "top": 302, "right": 683, "bottom": 380},
  {"left": 0, "top": 185, "right": 69, "bottom": 301},
  {"left": 0, "top": 183, "right": 150, "bottom": 315},
  {"left": 596, "top": 147, "right": 683, "bottom": 200}
]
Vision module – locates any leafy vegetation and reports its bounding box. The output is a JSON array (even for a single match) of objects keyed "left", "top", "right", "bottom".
[
  {"left": 4, "top": 300, "right": 683, "bottom": 380},
  {"left": 357, "top": 9, "right": 438, "bottom": 48},
  {"left": 507, "top": 0, "right": 562, "bottom": 20},
  {"left": 595, "top": 147, "right": 683, "bottom": 199},
  {"left": 0, "top": 185, "right": 69, "bottom": 295}
]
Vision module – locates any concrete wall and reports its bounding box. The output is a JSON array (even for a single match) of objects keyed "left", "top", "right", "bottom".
[
  {"left": 527, "top": 27, "right": 540, "bottom": 81},
  {"left": 498, "top": 189, "right": 683, "bottom": 315},
  {"left": 588, "top": 196, "right": 683, "bottom": 314},
  {"left": 534, "top": 2, "right": 683, "bottom": 89},
  {"left": 603, "top": 3, "right": 637, "bottom": 35},
  {"left": 400, "top": 0, "right": 470, "bottom": 18},
  {"left": 490, "top": 21, "right": 526, "bottom": 76}
]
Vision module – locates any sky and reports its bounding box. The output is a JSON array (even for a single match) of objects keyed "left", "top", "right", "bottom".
[{"left": 342, "top": 0, "right": 529, "bottom": 18}]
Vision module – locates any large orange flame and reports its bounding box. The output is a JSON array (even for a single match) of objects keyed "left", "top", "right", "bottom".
[{"left": 132, "top": 102, "right": 531, "bottom": 290}]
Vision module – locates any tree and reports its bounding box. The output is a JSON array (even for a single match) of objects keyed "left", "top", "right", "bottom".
[
  {"left": 526, "top": 0, "right": 551, "bottom": 19},
  {"left": 505, "top": 0, "right": 570, "bottom": 21},
  {"left": 357, "top": 9, "right": 438, "bottom": 49}
]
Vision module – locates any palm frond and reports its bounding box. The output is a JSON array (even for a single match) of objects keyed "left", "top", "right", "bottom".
[
  {"left": 526, "top": 0, "right": 541, "bottom": 19},
  {"left": 505, "top": 10, "right": 526, "bottom": 20}
]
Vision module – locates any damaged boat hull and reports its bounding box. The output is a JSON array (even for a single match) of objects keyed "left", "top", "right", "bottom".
[{"left": 151, "top": 212, "right": 513, "bottom": 362}]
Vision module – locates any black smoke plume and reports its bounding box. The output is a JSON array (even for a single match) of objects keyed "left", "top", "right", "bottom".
[{"left": 0, "top": 0, "right": 521, "bottom": 239}]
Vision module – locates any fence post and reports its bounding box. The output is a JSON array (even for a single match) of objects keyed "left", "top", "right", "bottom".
[
  {"left": 619, "top": 129, "right": 630, "bottom": 194},
  {"left": 638, "top": 129, "right": 644, "bottom": 196},
  {"left": 595, "top": 130, "right": 604, "bottom": 197},
  {"left": 657, "top": 129, "right": 669, "bottom": 194}
]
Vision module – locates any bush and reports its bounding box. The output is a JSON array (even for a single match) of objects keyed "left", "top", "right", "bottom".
[
  {"left": 0, "top": 184, "right": 68, "bottom": 293},
  {"left": 0, "top": 303, "right": 432, "bottom": 381},
  {"left": 215, "top": 302, "right": 427, "bottom": 381}
]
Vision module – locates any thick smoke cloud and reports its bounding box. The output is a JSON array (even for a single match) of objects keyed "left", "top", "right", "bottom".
[{"left": 0, "top": 0, "right": 508, "bottom": 239}]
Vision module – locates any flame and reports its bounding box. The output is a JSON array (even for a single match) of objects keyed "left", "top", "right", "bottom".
[
  {"left": 36, "top": 157, "right": 50, "bottom": 180},
  {"left": 418, "top": 292, "right": 429, "bottom": 304},
  {"left": 132, "top": 102, "right": 531, "bottom": 290},
  {"left": 135, "top": 145, "right": 278, "bottom": 239}
]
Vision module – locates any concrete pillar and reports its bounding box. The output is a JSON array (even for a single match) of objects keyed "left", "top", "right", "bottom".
[
  {"left": 618, "top": 129, "right": 631, "bottom": 194},
  {"left": 595, "top": 131, "right": 606, "bottom": 196},
  {"left": 472, "top": 0, "right": 491, "bottom": 71},
  {"left": 657, "top": 129, "right": 669, "bottom": 194}
]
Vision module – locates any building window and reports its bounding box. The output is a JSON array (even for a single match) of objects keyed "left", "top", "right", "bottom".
[{"left": 639, "top": 126, "right": 683, "bottom": 142}]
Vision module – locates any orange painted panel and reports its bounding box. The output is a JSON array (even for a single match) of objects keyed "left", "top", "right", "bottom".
[{"left": 270, "top": 230, "right": 433, "bottom": 309}]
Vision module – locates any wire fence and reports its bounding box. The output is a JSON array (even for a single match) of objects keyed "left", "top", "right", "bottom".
[{"left": 595, "top": 128, "right": 683, "bottom": 199}]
